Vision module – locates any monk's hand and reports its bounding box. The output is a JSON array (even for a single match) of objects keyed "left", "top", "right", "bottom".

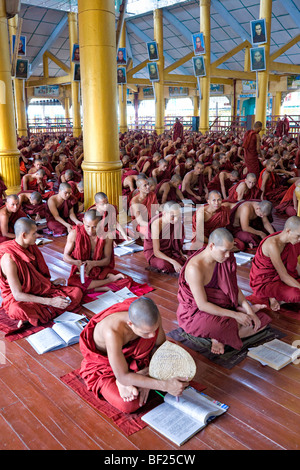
[
  {"left": 50, "top": 296, "right": 71, "bottom": 309},
  {"left": 52, "top": 277, "right": 66, "bottom": 286},
  {"left": 66, "top": 224, "right": 73, "bottom": 233},
  {"left": 235, "top": 311, "right": 253, "bottom": 328},
  {"left": 84, "top": 261, "right": 94, "bottom": 275},
  {"left": 172, "top": 261, "right": 183, "bottom": 273},
  {"left": 248, "top": 312, "right": 261, "bottom": 332},
  {"left": 164, "top": 377, "right": 190, "bottom": 397},
  {"left": 138, "top": 387, "right": 150, "bottom": 407}
]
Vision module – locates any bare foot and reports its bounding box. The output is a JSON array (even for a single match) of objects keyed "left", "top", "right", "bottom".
[
  {"left": 116, "top": 380, "right": 139, "bottom": 402},
  {"left": 211, "top": 339, "right": 225, "bottom": 355},
  {"left": 269, "top": 297, "right": 281, "bottom": 311}
]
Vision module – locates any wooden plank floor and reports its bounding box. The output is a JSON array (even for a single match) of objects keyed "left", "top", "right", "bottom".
[{"left": 1, "top": 213, "right": 300, "bottom": 450}]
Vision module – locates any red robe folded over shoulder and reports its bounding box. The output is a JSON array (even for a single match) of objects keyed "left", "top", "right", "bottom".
[
  {"left": 129, "top": 191, "right": 158, "bottom": 236},
  {"left": 0, "top": 208, "right": 27, "bottom": 243},
  {"left": 79, "top": 298, "right": 158, "bottom": 401},
  {"left": 176, "top": 248, "right": 271, "bottom": 349},
  {"left": 0, "top": 240, "right": 82, "bottom": 326}
]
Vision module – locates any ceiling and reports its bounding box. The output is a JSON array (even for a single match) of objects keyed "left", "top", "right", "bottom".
[{"left": 17, "top": 0, "right": 300, "bottom": 81}]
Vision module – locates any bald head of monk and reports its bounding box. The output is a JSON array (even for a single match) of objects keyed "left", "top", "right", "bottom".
[
  {"left": 255, "top": 200, "right": 273, "bottom": 218},
  {"left": 207, "top": 190, "right": 222, "bottom": 211},
  {"left": 64, "top": 169, "right": 74, "bottom": 181},
  {"left": 147, "top": 177, "right": 157, "bottom": 192},
  {"left": 254, "top": 121, "right": 262, "bottom": 132},
  {"left": 229, "top": 170, "right": 239, "bottom": 182},
  {"left": 6, "top": 194, "right": 19, "bottom": 213},
  {"left": 83, "top": 209, "right": 100, "bottom": 237},
  {"left": 170, "top": 174, "right": 182, "bottom": 188},
  {"left": 162, "top": 200, "right": 181, "bottom": 224},
  {"left": 245, "top": 173, "right": 257, "bottom": 189},
  {"left": 185, "top": 157, "right": 194, "bottom": 170},
  {"left": 194, "top": 161, "right": 205, "bottom": 174},
  {"left": 30, "top": 191, "right": 42, "bottom": 205},
  {"left": 59, "top": 182, "right": 72, "bottom": 200},
  {"left": 94, "top": 192, "right": 109, "bottom": 212},
  {"left": 283, "top": 216, "right": 300, "bottom": 245},
  {"left": 14, "top": 217, "right": 37, "bottom": 247},
  {"left": 208, "top": 228, "right": 235, "bottom": 263},
  {"left": 127, "top": 297, "right": 160, "bottom": 339},
  {"left": 136, "top": 178, "right": 150, "bottom": 195}
]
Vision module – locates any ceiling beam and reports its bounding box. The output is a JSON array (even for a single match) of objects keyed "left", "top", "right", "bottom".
[
  {"left": 30, "top": 13, "right": 68, "bottom": 75},
  {"left": 210, "top": 0, "right": 251, "bottom": 42},
  {"left": 270, "top": 34, "right": 300, "bottom": 61},
  {"left": 278, "top": 0, "right": 300, "bottom": 28}
]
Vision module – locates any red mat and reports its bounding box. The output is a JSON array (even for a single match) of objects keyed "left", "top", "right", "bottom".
[{"left": 60, "top": 368, "right": 206, "bottom": 436}]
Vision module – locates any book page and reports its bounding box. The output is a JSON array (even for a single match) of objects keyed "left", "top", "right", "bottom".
[
  {"left": 248, "top": 345, "right": 290, "bottom": 368},
  {"left": 114, "top": 287, "right": 137, "bottom": 301},
  {"left": 52, "top": 321, "right": 82, "bottom": 344},
  {"left": 27, "top": 328, "right": 64, "bottom": 354},
  {"left": 164, "top": 387, "right": 225, "bottom": 423},
  {"left": 54, "top": 311, "right": 87, "bottom": 323},
  {"left": 141, "top": 402, "right": 202, "bottom": 446},
  {"left": 82, "top": 291, "right": 120, "bottom": 313},
  {"left": 264, "top": 339, "right": 299, "bottom": 358}
]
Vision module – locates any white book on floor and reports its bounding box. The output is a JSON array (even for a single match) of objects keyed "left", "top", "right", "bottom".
[
  {"left": 114, "top": 243, "right": 144, "bottom": 257},
  {"left": 141, "top": 387, "right": 228, "bottom": 446},
  {"left": 181, "top": 199, "right": 194, "bottom": 205},
  {"left": 53, "top": 311, "right": 87, "bottom": 323},
  {"left": 80, "top": 264, "right": 85, "bottom": 284},
  {"left": 248, "top": 339, "right": 300, "bottom": 370},
  {"left": 234, "top": 252, "right": 254, "bottom": 266},
  {"left": 82, "top": 288, "right": 137, "bottom": 313},
  {"left": 27, "top": 321, "right": 84, "bottom": 354},
  {"left": 118, "top": 239, "right": 136, "bottom": 247},
  {"left": 36, "top": 218, "right": 47, "bottom": 225},
  {"left": 35, "top": 238, "right": 53, "bottom": 245}
]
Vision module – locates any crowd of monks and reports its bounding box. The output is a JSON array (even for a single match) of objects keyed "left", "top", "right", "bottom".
[{"left": 1, "top": 118, "right": 300, "bottom": 413}]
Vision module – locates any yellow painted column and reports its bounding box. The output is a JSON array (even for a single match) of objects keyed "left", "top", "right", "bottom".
[
  {"left": 69, "top": 12, "right": 82, "bottom": 138},
  {"left": 255, "top": 0, "right": 272, "bottom": 134},
  {"left": 154, "top": 9, "right": 165, "bottom": 135},
  {"left": 274, "top": 91, "right": 281, "bottom": 116},
  {"left": 193, "top": 94, "right": 199, "bottom": 116},
  {"left": 8, "top": 16, "right": 27, "bottom": 137},
  {"left": 0, "top": 1, "right": 20, "bottom": 193},
  {"left": 78, "top": 0, "right": 121, "bottom": 209},
  {"left": 118, "top": 24, "right": 127, "bottom": 133},
  {"left": 199, "top": 0, "right": 211, "bottom": 134}
]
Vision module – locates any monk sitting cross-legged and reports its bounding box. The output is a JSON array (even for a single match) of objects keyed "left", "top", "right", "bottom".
[
  {"left": 45, "top": 182, "right": 82, "bottom": 236},
  {"left": 143, "top": 201, "right": 186, "bottom": 274},
  {"left": 79, "top": 296, "right": 190, "bottom": 413},
  {"left": 176, "top": 228, "right": 271, "bottom": 355},
  {"left": 129, "top": 178, "right": 158, "bottom": 238},
  {"left": 0, "top": 218, "right": 83, "bottom": 328},
  {"left": 250, "top": 216, "right": 300, "bottom": 311},
  {"left": 64, "top": 210, "right": 135, "bottom": 293},
  {"left": 0, "top": 194, "right": 27, "bottom": 243}
]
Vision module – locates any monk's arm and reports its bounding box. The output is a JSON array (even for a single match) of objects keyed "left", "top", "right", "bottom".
[
  {"left": 239, "top": 208, "right": 266, "bottom": 238},
  {"left": 266, "top": 242, "right": 300, "bottom": 290},
  {"left": 63, "top": 229, "right": 82, "bottom": 266},
  {"left": 185, "top": 264, "right": 253, "bottom": 327},
  {"left": 160, "top": 185, "right": 170, "bottom": 204},
  {"left": 0, "top": 214, "right": 15, "bottom": 239},
  {"left": 182, "top": 175, "right": 201, "bottom": 201},
  {"left": 22, "top": 176, "right": 29, "bottom": 191},
  {"left": 293, "top": 190, "right": 298, "bottom": 212},
  {"left": 259, "top": 172, "right": 269, "bottom": 199},
  {"left": 1, "top": 254, "right": 70, "bottom": 309},
  {"left": 86, "top": 238, "right": 113, "bottom": 270},
  {"left": 219, "top": 173, "right": 227, "bottom": 199},
  {"left": 68, "top": 207, "right": 82, "bottom": 226},
  {"left": 103, "top": 325, "right": 189, "bottom": 397},
  {"left": 261, "top": 215, "right": 274, "bottom": 234},
  {"left": 176, "top": 187, "right": 184, "bottom": 204}
]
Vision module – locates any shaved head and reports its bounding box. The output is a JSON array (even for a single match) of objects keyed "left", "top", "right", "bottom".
[
  {"left": 259, "top": 200, "right": 272, "bottom": 216},
  {"left": 94, "top": 192, "right": 108, "bottom": 203},
  {"left": 284, "top": 216, "right": 300, "bottom": 231},
  {"left": 208, "top": 227, "right": 234, "bottom": 246},
  {"left": 59, "top": 182, "right": 71, "bottom": 192},
  {"left": 83, "top": 209, "right": 100, "bottom": 223},
  {"left": 128, "top": 297, "right": 159, "bottom": 328},
  {"left": 14, "top": 217, "right": 36, "bottom": 238},
  {"left": 6, "top": 194, "right": 19, "bottom": 203}
]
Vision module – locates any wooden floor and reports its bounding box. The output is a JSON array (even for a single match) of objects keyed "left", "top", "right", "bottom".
[{"left": 1, "top": 214, "right": 300, "bottom": 451}]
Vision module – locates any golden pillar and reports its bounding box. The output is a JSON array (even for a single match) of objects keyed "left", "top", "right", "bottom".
[
  {"left": 255, "top": 0, "right": 272, "bottom": 134},
  {"left": 199, "top": 0, "right": 211, "bottom": 134},
  {"left": 64, "top": 96, "right": 70, "bottom": 119},
  {"left": 8, "top": 15, "right": 27, "bottom": 137},
  {"left": 274, "top": 91, "right": 281, "bottom": 116},
  {"left": 0, "top": 1, "right": 20, "bottom": 193},
  {"left": 69, "top": 12, "right": 82, "bottom": 138},
  {"left": 193, "top": 94, "right": 199, "bottom": 116},
  {"left": 78, "top": 0, "right": 121, "bottom": 209},
  {"left": 154, "top": 9, "right": 165, "bottom": 135},
  {"left": 118, "top": 24, "right": 127, "bottom": 133}
]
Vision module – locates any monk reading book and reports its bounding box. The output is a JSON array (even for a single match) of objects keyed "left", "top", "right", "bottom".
[
  {"left": 176, "top": 228, "right": 271, "bottom": 355},
  {"left": 143, "top": 201, "right": 186, "bottom": 274},
  {"left": 79, "top": 296, "right": 190, "bottom": 413},
  {"left": 0, "top": 218, "right": 82, "bottom": 327},
  {"left": 18, "top": 191, "right": 46, "bottom": 220},
  {"left": 249, "top": 216, "right": 300, "bottom": 311}
]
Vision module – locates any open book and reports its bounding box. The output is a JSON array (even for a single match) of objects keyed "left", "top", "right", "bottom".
[
  {"left": 248, "top": 339, "right": 300, "bottom": 370},
  {"left": 26, "top": 312, "right": 88, "bottom": 354},
  {"left": 82, "top": 287, "right": 137, "bottom": 314},
  {"left": 114, "top": 243, "right": 144, "bottom": 257},
  {"left": 35, "top": 237, "right": 53, "bottom": 246},
  {"left": 141, "top": 386, "right": 228, "bottom": 446}
]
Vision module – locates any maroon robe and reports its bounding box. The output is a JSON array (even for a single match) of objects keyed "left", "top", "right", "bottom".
[
  {"left": 143, "top": 212, "right": 185, "bottom": 273},
  {"left": 242, "top": 130, "right": 261, "bottom": 178},
  {"left": 0, "top": 208, "right": 27, "bottom": 243},
  {"left": 176, "top": 249, "right": 271, "bottom": 350},
  {"left": 79, "top": 298, "right": 158, "bottom": 413},
  {"left": 0, "top": 240, "right": 82, "bottom": 326},
  {"left": 182, "top": 173, "right": 206, "bottom": 204},
  {"left": 249, "top": 232, "right": 300, "bottom": 304},
  {"left": 129, "top": 191, "right": 158, "bottom": 237},
  {"left": 45, "top": 195, "right": 78, "bottom": 235},
  {"left": 226, "top": 179, "right": 261, "bottom": 202}
]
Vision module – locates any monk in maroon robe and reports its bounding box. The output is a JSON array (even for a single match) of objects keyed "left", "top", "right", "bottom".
[
  {"left": 0, "top": 195, "right": 27, "bottom": 243},
  {"left": 242, "top": 121, "right": 262, "bottom": 178},
  {"left": 144, "top": 202, "right": 186, "bottom": 273},
  {"left": 18, "top": 191, "right": 47, "bottom": 219},
  {"left": 275, "top": 182, "right": 297, "bottom": 216},
  {"left": 250, "top": 217, "right": 300, "bottom": 311},
  {"left": 155, "top": 174, "right": 184, "bottom": 205},
  {"left": 129, "top": 179, "right": 159, "bottom": 237},
  {"left": 79, "top": 296, "right": 189, "bottom": 413},
  {"left": 258, "top": 159, "right": 288, "bottom": 204},
  {"left": 182, "top": 161, "right": 208, "bottom": 204},
  {"left": 172, "top": 118, "right": 184, "bottom": 142},
  {"left": 226, "top": 173, "right": 261, "bottom": 202},
  {"left": 45, "top": 182, "right": 82, "bottom": 236},
  {"left": 207, "top": 170, "right": 239, "bottom": 200},
  {"left": 0, "top": 218, "right": 82, "bottom": 327},
  {"left": 176, "top": 228, "right": 271, "bottom": 354}
]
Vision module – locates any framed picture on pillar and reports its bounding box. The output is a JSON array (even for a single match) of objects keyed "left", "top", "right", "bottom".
[
  {"left": 147, "top": 62, "right": 159, "bottom": 82},
  {"left": 250, "top": 47, "right": 266, "bottom": 72},
  {"left": 12, "top": 35, "right": 26, "bottom": 56},
  {"left": 72, "top": 44, "right": 80, "bottom": 63},
  {"left": 117, "top": 47, "right": 127, "bottom": 65},
  {"left": 250, "top": 19, "right": 267, "bottom": 45},
  {"left": 147, "top": 41, "right": 159, "bottom": 61},
  {"left": 192, "top": 56, "right": 206, "bottom": 77},
  {"left": 192, "top": 32, "right": 205, "bottom": 55},
  {"left": 73, "top": 63, "right": 81, "bottom": 81},
  {"left": 15, "top": 59, "right": 29, "bottom": 79},
  {"left": 117, "top": 67, "right": 127, "bottom": 84}
]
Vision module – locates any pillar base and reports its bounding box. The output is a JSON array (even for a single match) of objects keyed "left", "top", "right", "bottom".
[
  {"left": 119, "top": 126, "right": 128, "bottom": 133},
  {"left": 17, "top": 128, "right": 28, "bottom": 138},
  {"left": 72, "top": 127, "right": 82, "bottom": 138},
  {"left": 0, "top": 149, "right": 21, "bottom": 193},
  {"left": 82, "top": 160, "right": 122, "bottom": 210}
]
